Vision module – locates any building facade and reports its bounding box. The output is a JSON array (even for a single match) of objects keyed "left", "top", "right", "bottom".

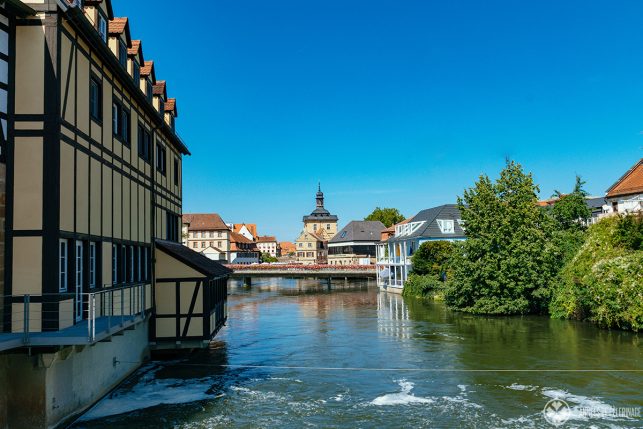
[
  {"left": 257, "top": 235, "right": 279, "bottom": 257},
  {"left": 604, "top": 158, "right": 643, "bottom": 215},
  {"left": 328, "top": 220, "right": 385, "bottom": 265},
  {"left": 229, "top": 231, "right": 260, "bottom": 264},
  {"left": 182, "top": 213, "right": 230, "bottom": 262},
  {"left": 295, "top": 185, "right": 338, "bottom": 264},
  {"left": 0, "top": 2, "right": 229, "bottom": 427},
  {"left": 376, "top": 205, "right": 465, "bottom": 293}
]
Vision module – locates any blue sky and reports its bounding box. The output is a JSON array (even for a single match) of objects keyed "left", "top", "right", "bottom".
[{"left": 116, "top": 0, "right": 642, "bottom": 241}]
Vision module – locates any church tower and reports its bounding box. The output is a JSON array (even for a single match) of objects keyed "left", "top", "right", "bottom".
[{"left": 295, "top": 184, "right": 339, "bottom": 264}]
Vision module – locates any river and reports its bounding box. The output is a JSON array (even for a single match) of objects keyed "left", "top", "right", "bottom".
[{"left": 72, "top": 278, "right": 642, "bottom": 428}]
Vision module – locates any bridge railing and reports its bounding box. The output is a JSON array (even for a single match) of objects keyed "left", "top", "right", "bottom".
[{"left": 227, "top": 264, "right": 376, "bottom": 272}]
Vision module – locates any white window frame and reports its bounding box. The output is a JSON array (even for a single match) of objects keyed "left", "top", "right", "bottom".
[
  {"left": 137, "top": 247, "right": 142, "bottom": 282},
  {"left": 76, "top": 240, "right": 84, "bottom": 292},
  {"left": 437, "top": 219, "right": 455, "bottom": 234},
  {"left": 89, "top": 242, "right": 96, "bottom": 289},
  {"left": 59, "top": 239, "right": 68, "bottom": 292}
]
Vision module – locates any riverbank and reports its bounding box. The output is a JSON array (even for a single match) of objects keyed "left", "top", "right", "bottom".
[{"left": 72, "top": 278, "right": 642, "bottom": 428}]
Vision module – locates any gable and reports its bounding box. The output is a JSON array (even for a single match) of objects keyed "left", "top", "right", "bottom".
[{"left": 606, "top": 159, "right": 643, "bottom": 198}]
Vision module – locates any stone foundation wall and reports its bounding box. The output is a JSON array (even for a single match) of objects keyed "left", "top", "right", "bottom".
[{"left": 0, "top": 320, "right": 150, "bottom": 428}]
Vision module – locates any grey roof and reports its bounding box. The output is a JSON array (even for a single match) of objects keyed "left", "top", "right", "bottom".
[
  {"left": 329, "top": 221, "right": 386, "bottom": 244},
  {"left": 389, "top": 204, "right": 465, "bottom": 242},
  {"left": 585, "top": 196, "right": 607, "bottom": 209},
  {"left": 156, "top": 239, "right": 232, "bottom": 278}
]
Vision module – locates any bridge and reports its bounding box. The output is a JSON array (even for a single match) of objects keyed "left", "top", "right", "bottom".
[{"left": 227, "top": 264, "right": 376, "bottom": 281}]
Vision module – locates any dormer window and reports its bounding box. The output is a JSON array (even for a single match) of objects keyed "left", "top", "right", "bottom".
[
  {"left": 98, "top": 15, "right": 107, "bottom": 42},
  {"left": 437, "top": 219, "right": 455, "bottom": 234},
  {"left": 118, "top": 41, "right": 127, "bottom": 68}
]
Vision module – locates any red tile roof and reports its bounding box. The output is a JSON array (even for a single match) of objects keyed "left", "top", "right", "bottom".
[
  {"left": 108, "top": 17, "right": 128, "bottom": 35},
  {"left": 128, "top": 39, "right": 141, "bottom": 55},
  {"left": 230, "top": 232, "right": 252, "bottom": 244},
  {"left": 183, "top": 213, "right": 228, "bottom": 231},
  {"left": 140, "top": 60, "right": 154, "bottom": 76},
  {"left": 165, "top": 98, "right": 177, "bottom": 116},
  {"left": 606, "top": 158, "right": 643, "bottom": 198},
  {"left": 153, "top": 80, "right": 167, "bottom": 99},
  {"left": 233, "top": 224, "right": 258, "bottom": 239},
  {"left": 257, "top": 236, "right": 277, "bottom": 243}
]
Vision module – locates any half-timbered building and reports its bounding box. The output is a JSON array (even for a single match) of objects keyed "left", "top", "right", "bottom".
[{"left": 0, "top": 1, "right": 230, "bottom": 427}]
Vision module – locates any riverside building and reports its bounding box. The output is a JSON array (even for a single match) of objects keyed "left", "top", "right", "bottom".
[{"left": 0, "top": 1, "right": 229, "bottom": 427}]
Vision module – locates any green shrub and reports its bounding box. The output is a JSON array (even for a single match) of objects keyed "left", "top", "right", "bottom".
[
  {"left": 613, "top": 212, "right": 643, "bottom": 250},
  {"left": 550, "top": 215, "right": 643, "bottom": 331},
  {"left": 411, "top": 241, "right": 454, "bottom": 277},
  {"left": 402, "top": 274, "right": 444, "bottom": 299}
]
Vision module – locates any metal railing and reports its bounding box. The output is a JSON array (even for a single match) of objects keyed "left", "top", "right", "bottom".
[{"left": 1, "top": 283, "right": 147, "bottom": 345}]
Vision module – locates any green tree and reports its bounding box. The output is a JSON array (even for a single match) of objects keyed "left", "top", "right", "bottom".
[
  {"left": 550, "top": 176, "right": 591, "bottom": 231},
  {"left": 444, "top": 160, "right": 558, "bottom": 315},
  {"left": 411, "top": 241, "right": 454, "bottom": 278},
  {"left": 260, "top": 253, "right": 278, "bottom": 263},
  {"left": 365, "top": 207, "right": 405, "bottom": 228}
]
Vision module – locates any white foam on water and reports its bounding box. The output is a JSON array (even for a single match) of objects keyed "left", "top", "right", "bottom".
[
  {"left": 81, "top": 372, "right": 218, "bottom": 421},
  {"left": 230, "top": 385, "right": 286, "bottom": 401},
  {"left": 506, "top": 383, "right": 539, "bottom": 392},
  {"left": 370, "top": 379, "right": 434, "bottom": 406}
]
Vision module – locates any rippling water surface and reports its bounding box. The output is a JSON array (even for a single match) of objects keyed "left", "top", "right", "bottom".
[{"left": 73, "top": 278, "right": 642, "bottom": 428}]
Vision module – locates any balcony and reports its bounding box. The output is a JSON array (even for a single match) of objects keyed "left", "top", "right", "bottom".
[
  {"left": 0, "top": 284, "right": 148, "bottom": 352},
  {"left": 375, "top": 256, "right": 410, "bottom": 266}
]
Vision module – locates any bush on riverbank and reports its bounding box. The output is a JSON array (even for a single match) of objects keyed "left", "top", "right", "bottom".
[
  {"left": 402, "top": 274, "right": 444, "bottom": 299},
  {"left": 550, "top": 214, "right": 643, "bottom": 332}
]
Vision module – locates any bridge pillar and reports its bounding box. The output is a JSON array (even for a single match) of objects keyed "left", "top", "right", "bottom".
[
  {"left": 243, "top": 277, "right": 252, "bottom": 287},
  {"left": 327, "top": 277, "right": 332, "bottom": 290}
]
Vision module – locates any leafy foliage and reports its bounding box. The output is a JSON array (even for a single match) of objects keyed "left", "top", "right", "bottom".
[
  {"left": 444, "top": 160, "right": 559, "bottom": 315},
  {"left": 550, "top": 215, "right": 643, "bottom": 331},
  {"left": 260, "top": 253, "right": 278, "bottom": 263},
  {"left": 411, "top": 241, "right": 454, "bottom": 278},
  {"left": 365, "top": 207, "right": 405, "bottom": 228},
  {"left": 402, "top": 274, "right": 444, "bottom": 299},
  {"left": 550, "top": 176, "right": 591, "bottom": 231},
  {"left": 613, "top": 212, "right": 643, "bottom": 251}
]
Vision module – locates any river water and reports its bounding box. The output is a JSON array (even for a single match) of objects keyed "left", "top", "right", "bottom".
[{"left": 73, "top": 278, "right": 642, "bottom": 428}]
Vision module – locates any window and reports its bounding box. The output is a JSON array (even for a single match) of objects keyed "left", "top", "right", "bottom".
[
  {"left": 112, "top": 244, "right": 118, "bottom": 285},
  {"left": 98, "top": 14, "right": 107, "bottom": 42},
  {"left": 121, "top": 245, "right": 127, "bottom": 283},
  {"left": 192, "top": 242, "right": 197, "bottom": 248},
  {"left": 76, "top": 241, "right": 84, "bottom": 292},
  {"left": 143, "top": 247, "right": 150, "bottom": 282},
  {"left": 313, "top": 224, "right": 317, "bottom": 231},
  {"left": 112, "top": 102, "right": 130, "bottom": 145},
  {"left": 218, "top": 232, "right": 222, "bottom": 238},
  {"left": 137, "top": 123, "right": 152, "bottom": 162},
  {"left": 166, "top": 212, "right": 179, "bottom": 242},
  {"left": 174, "top": 158, "right": 179, "bottom": 186},
  {"left": 137, "top": 247, "right": 142, "bottom": 282},
  {"left": 340, "top": 231, "right": 347, "bottom": 239},
  {"left": 437, "top": 219, "right": 455, "bottom": 234},
  {"left": 128, "top": 246, "right": 134, "bottom": 283},
  {"left": 308, "top": 243, "right": 312, "bottom": 248},
  {"left": 209, "top": 231, "right": 214, "bottom": 238},
  {"left": 210, "top": 241, "right": 214, "bottom": 247},
  {"left": 156, "top": 143, "right": 166, "bottom": 175},
  {"left": 133, "top": 61, "right": 140, "bottom": 83},
  {"left": 59, "top": 240, "right": 68, "bottom": 292},
  {"left": 327, "top": 224, "right": 331, "bottom": 230},
  {"left": 217, "top": 241, "right": 222, "bottom": 248},
  {"left": 118, "top": 40, "right": 127, "bottom": 68},
  {"left": 89, "top": 242, "right": 96, "bottom": 289},
  {"left": 90, "top": 76, "right": 102, "bottom": 121},
  {"left": 201, "top": 242, "right": 206, "bottom": 248},
  {"left": 201, "top": 232, "right": 205, "bottom": 238}
]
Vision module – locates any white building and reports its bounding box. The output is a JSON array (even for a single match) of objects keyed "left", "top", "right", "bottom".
[
  {"left": 257, "top": 236, "right": 279, "bottom": 257},
  {"left": 604, "top": 158, "right": 643, "bottom": 215},
  {"left": 376, "top": 204, "right": 465, "bottom": 294}
]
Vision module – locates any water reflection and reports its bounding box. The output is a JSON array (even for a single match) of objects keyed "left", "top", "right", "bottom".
[{"left": 74, "top": 278, "right": 642, "bottom": 429}]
